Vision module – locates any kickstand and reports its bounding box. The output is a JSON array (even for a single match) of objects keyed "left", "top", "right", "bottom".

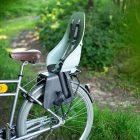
[{"left": 6, "top": 124, "right": 11, "bottom": 140}]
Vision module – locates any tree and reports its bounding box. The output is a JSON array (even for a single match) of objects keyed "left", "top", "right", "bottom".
[{"left": 87, "top": 0, "right": 94, "bottom": 9}]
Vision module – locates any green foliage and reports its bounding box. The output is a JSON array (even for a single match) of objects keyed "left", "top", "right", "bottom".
[
  {"left": 90, "top": 106, "right": 140, "bottom": 140},
  {"left": 0, "top": 0, "right": 47, "bottom": 20},
  {"left": 121, "top": 0, "right": 140, "bottom": 82},
  {"left": 82, "top": 3, "right": 124, "bottom": 70},
  {"left": 113, "top": 0, "right": 140, "bottom": 87},
  {"left": 38, "top": 0, "right": 124, "bottom": 70}
]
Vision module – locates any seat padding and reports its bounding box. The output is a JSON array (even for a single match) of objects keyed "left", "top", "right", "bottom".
[{"left": 10, "top": 49, "right": 41, "bottom": 64}]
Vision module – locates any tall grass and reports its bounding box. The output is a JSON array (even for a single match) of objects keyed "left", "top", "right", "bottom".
[{"left": 90, "top": 106, "right": 140, "bottom": 140}]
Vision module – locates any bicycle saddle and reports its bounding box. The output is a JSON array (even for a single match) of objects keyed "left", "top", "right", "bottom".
[{"left": 10, "top": 49, "right": 41, "bottom": 64}]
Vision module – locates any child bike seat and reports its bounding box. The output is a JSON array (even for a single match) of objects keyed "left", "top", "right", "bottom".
[
  {"left": 47, "top": 12, "right": 85, "bottom": 73},
  {"left": 10, "top": 49, "right": 41, "bottom": 64}
]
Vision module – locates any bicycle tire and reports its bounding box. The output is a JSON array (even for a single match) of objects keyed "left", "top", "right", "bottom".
[{"left": 16, "top": 82, "right": 93, "bottom": 140}]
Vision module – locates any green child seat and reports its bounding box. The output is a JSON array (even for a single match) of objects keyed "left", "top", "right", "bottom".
[{"left": 47, "top": 12, "right": 85, "bottom": 73}]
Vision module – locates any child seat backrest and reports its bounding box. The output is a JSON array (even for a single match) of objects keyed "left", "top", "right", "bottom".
[{"left": 46, "top": 12, "right": 85, "bottom": 73}]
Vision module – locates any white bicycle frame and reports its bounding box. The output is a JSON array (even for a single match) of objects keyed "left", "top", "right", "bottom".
[
  {"left": 0, "top": 61, "right": 63, "bottom": 140},
  {"left": 0, "top": 62, "right": 29, "bottom": 128}
]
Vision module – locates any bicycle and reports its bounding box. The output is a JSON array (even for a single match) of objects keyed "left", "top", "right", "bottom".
[{"left": 0, "top": 12, "right": 93, "bottom": 140}]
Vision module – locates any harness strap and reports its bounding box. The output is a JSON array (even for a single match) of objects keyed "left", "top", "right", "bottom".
[
  {"left": 69, "top": 19, "right": 75, "bottom": 39},
  {"left": 53, "top": 19, "right": 81, "bottom": 72},
  {"left": 73, "top": 19, "right": 81, "bottom": 39},
  {"left": 62, "top": 19, "right": 81, "bottom": 58}
]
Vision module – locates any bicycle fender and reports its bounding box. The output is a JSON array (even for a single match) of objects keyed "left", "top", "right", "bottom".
[{"left": 71, "top": 81, "right": 93, "bottom": 103}]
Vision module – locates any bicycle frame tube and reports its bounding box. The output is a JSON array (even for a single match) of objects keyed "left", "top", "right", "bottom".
[
  {"left": 0, "top": 61, "right": 64, "bottom": 140},
  {"left": 0, "top": 61, "right": 28, "bottom": 128}
]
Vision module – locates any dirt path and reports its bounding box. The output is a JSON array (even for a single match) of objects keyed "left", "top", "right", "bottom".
[
  {"left": 89, "top": 79, "right": 140, "bottom": 112},
  {"left": 11, "top": 30, "right": 140, "bottom": 112},
  {"left": 12, "top": 29, "right": 45, "bottom": 63}
]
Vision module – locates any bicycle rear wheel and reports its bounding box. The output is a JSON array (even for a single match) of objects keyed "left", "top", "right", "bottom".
[{"left": 17, "top": 82, "right": 93, "bottom": 140}]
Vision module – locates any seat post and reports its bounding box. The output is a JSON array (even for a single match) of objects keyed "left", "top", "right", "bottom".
[
  {"left": 9, "top": 61, "right": 28, "bottom": 128},
  {"left": 19, "top": 61, "right": 28, "bottom": 77}
]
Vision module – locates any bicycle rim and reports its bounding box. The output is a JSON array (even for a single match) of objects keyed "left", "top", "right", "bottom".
[{"left": 17, "top": 83, "right": 93, "bottom": 140}]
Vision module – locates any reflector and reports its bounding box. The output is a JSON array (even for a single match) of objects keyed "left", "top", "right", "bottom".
[{"left": 0, "top": 84, "right": 8, "bottom": 93}]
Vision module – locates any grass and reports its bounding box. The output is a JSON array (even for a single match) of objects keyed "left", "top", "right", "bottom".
[
  {"left": 89, "top": 106, "right": 140, "bottom": 140},
  {"left": 25, "top": 100, "right": 140, "bottom": 140},
  {"left": 0, "top": 16, "right": 37, "bottom": 37}
]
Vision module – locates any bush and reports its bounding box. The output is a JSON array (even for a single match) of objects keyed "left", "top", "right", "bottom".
[
  {"left": 38, "top": 0, "right": 124, "bottom": 70},
  {"left": 83, "top": 2, "right": 125, "bottom": 70}
]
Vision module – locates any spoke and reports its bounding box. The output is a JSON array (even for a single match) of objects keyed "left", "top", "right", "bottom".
[
  {"left": 72, "top": 96, "right": 79, "bottom": 101},
  {"left": 67, "top": 120, "right": 94, "bottom": 128},
  {"left": 68, "top": 116, "right": 87, "bottom": 120},
  {"left": 70, "top": 102, "right": 85, "bottom": 112},
  {"left": 73, "top": 96, "right": 84, "bottom": 103},
  {"left": 70, "top": 97, "right": 84, "bottom": 110},
  {"left": 70, "top": 106, "right": 86, "bottom": 118},
  {"left": 67, "top": 112, "right": 87, "bottom": 121}
]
